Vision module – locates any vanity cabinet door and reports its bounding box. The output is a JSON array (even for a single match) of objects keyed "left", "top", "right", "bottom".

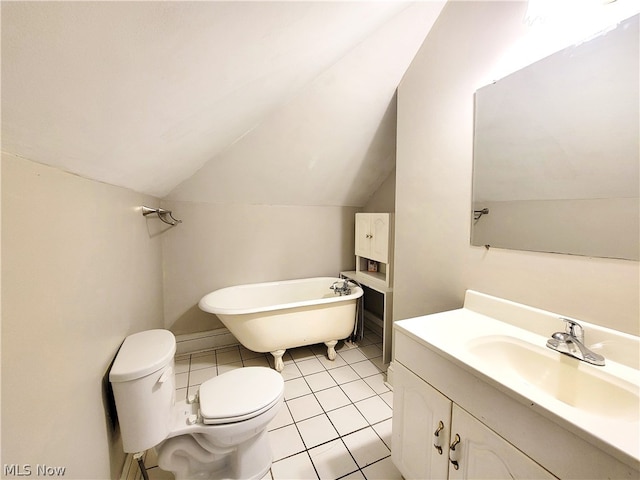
[
  {"left": 392, "top": 363, "right": 451, "bottom": 480},
  {"left": 448, "top": 406, "right": 557, "bottom": 480}
]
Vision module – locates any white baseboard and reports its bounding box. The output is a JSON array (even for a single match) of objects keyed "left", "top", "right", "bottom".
[
  {"left": 363, "top": 310, "right": 384, "bottom": 337},
  {"left": 385, "top": 361, "right": 395, "bottom": 389},
  {"left": 175, "top": 327, "right": 239, "bottom": 355}
]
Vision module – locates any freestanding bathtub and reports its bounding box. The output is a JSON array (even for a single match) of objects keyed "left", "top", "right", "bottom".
[{"left": 199, "top": 277, "right": 363, "bottom": 371}]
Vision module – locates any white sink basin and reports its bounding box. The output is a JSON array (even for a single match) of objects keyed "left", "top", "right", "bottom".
[{"left": 467, "top": 335, "right": 640, "bottom": 421}]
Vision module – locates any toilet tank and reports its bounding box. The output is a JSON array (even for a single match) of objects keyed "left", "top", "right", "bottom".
[{"left": 109, "top": 329, "right": 177, "bottom": 453}]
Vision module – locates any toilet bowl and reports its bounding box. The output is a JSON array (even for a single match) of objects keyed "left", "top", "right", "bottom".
[{"left": 109, "top": 329, "right": 284, "bottom": 480}]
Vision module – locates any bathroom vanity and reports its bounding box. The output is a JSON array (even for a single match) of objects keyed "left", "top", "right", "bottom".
[{"left": 391, "top": 291, "right": 640, "bottom": 479}]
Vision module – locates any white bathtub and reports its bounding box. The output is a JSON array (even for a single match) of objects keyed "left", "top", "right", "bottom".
[{"left": 199, "top": 277, "right": 363, "bottom": 371}]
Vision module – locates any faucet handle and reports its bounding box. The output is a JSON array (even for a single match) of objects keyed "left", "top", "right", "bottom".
[{"left": 561, "top": 317, "right": 584, "bottom": 342}]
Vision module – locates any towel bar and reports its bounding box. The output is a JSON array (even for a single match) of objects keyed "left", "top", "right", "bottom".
[{"left": 141, "top": 206, "right": 182, "bottom": 226}]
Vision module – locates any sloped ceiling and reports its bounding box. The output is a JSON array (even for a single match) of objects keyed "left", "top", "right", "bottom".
[{"left": 2, "top": 1, "right": 445, "bottom": 205}]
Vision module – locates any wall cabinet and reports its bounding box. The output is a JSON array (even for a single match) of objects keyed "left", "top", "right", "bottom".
[
  {"left": 355, "top": 213, "right": 390, "bottom": 263},
  {"left": 341, "top": 213, "right": 394, "bottom": 363},
  {"left": 353, "top": 213, "right": 393, "bottom": 288},
  {"left": 392, "top": 362, "right": 557, "bottom": 480}
]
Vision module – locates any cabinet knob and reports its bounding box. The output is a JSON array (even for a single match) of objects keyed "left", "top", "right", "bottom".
[
  {"left": 433, "top": 420, "right": 445, "bottom": 455},
  {"left": 449, "top": 433, "right": 461, "bottom": 470}
]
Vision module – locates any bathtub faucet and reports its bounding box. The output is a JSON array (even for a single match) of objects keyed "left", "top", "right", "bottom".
[{"left": 330, "top": 280, "right": 352, "bottom": 296}]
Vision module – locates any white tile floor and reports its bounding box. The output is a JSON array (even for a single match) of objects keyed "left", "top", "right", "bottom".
[{"left": 143, "top": 329, "right": 401, "bottom": 480}]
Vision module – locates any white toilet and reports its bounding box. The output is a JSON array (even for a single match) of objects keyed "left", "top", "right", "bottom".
[{"left": 109, "top": 329, "right": 284, "bottom": 480}]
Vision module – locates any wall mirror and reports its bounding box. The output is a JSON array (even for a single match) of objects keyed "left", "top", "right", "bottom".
[{"left": 472, "top": 14, "right": 639, "bottom": 261}]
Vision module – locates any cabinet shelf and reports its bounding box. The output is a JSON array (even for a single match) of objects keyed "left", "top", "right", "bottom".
[{"left": 342, "top": 269, "right": 392, "bottom": 293}]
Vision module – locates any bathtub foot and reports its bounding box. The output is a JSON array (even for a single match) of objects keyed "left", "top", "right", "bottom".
[
  {"left": 325, "top": 340, "right": 338, "bottom": 361},
  {"left": 271, "top": 350, "right": 286, "bottom": 372}
]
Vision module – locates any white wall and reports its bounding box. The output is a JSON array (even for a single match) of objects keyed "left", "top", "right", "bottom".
[
  {"left": 364, "top": 168, "right": 396, "bottom": 214},
  {"left": 394, "top": 1, "right": 639, "bottom": 335},
  {"left": 1, "top": 153, "right": 164, "bottom": 478},
  {"left": 161, "top": 200, "right": 359, "bottom": 334}
]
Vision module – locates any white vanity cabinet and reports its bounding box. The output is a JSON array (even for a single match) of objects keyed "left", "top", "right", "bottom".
[
  {"left": 391, "top": 294, "right": 640, "bottom": 480},
  {"left": 392, "top": 362, "right": 556, "bottom": 480}
]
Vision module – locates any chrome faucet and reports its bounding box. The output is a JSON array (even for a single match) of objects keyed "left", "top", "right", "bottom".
[
  {"left": 546, "top": 318, "right": 605, "bottom": 366},
  {"left": 330, "top": 280, "right": 351, "bottom": 296}
]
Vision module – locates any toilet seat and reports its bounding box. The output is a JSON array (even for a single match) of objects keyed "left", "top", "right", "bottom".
[{"left": 198, "top": 367, "right": 284, "bottom": 425}]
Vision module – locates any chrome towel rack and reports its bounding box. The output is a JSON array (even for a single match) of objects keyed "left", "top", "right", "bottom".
[{"left": 141, "top": 206, "right": 182, "bottom": 226}]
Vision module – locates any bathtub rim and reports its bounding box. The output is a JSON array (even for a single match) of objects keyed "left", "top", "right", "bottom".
[{"left": 198, "top": 276, "right": 363, "bottom": 316}]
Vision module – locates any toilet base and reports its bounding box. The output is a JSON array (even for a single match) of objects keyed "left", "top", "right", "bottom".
[
  {"left": 156, "top": 393, "right": 283, "bottom": 480},
  {"left": 157, "top": 428, "right": 272, "bottom": 480}
]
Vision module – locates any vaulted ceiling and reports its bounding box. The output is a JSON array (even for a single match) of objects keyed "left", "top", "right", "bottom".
[{"left": 2, "top": 1, "right": 445, "bottom": 205}]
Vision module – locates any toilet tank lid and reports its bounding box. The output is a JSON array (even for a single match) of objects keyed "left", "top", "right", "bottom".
[{"left": 110, "top": 329, "right": 176, "bottom": 383}]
